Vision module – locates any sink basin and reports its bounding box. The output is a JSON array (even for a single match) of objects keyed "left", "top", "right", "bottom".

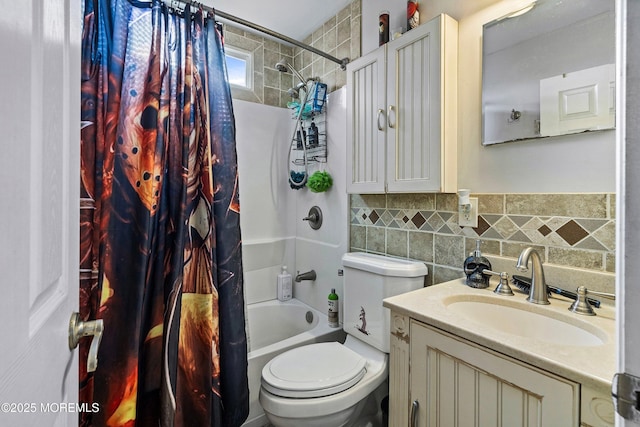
[{"left": 445, "top": 296, "right": 607, "bottom": 347}]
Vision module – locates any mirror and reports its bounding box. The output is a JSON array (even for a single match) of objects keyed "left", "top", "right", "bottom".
[{"left": 482, "top": 0, "right": 615, "bottom": 145}]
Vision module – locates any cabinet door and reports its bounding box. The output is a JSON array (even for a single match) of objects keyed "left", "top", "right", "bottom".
[
  {"left": 346, "top": 48, "right": 386, "bottom": 193},
  {"left": 386, "top": 15, "right": 457, "bottom": 193},
  {"left": 410, "top": 320, "right": 579, "bottom": 426}
]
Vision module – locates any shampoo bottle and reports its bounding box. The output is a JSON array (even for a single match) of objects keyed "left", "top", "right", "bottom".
[
  {"left": 277, "top": 266, "right": 292, "bottom": 301},
  {"left": 328, "top": 288, "right": 339, "bottom": 327}
]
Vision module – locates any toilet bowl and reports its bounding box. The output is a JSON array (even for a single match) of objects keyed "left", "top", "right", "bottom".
[
  {"left": 259, "top": 253, "right": 428, "bottom": 427},
  {"left": 259, "top": 336, "right": 387, "bottom": 427}
]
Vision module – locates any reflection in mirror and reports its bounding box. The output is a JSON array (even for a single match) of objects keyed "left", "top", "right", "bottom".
[{"left": 482, "top": 0, "right": 615, "bottom": 145}]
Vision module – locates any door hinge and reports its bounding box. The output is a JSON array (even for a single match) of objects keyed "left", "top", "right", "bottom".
[{"left": 612, "top": 372, "right": 640, "bottom": 423}]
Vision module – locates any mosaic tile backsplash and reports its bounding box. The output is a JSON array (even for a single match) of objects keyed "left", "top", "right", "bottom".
[{"left": 350, "top": 193, "right": 616, "bottom": 286}]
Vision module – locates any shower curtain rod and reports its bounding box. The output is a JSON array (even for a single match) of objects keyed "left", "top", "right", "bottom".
[{"left": 161, "top": 0, "right": 351, "bottom": 70}]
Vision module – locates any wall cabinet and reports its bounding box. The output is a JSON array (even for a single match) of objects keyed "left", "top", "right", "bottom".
[
  {"left": 346, "top": 14, "right": 458, "bottom": 194},
  {"left": 389, "top": 313, "right": 614, "bottom": 426}
]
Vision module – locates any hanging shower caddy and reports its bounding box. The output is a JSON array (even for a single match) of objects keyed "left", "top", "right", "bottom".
[{"left": 287, "top": 81, "right": 328, "bottom": 189}]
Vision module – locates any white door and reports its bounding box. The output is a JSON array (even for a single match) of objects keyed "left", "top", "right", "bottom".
[
  {"left": 0, "top": 0, "right": 81, "bottom": 426},
  {"left": 539, "top": 63, "right": 615, "bottom": 137},
  {"left": 616, "top": 0, "right": 640, "bottom": 425}
]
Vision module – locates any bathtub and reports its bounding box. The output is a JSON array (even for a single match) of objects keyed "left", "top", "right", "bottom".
[{"left": 242, "top": 298, "right": 346, "bottom": 427}]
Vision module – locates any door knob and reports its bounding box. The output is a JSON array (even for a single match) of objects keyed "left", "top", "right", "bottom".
[{"left": 68, "top": 312, "right": 104, "bottom": 373}]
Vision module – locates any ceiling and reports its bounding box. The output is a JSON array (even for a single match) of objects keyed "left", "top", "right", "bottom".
[{"left": 201, "top": 0, "right": 354, "bottom": 41}]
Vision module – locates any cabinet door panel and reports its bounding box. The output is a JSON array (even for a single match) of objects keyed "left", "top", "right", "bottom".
[
  {"left": 387, "top": 19, "right": 441, "bottom": 192},
  {"left": 346, "top": 49, "right": 386, "bottom": 193},
  {"left": 410, "top": 320, "right": 579, "bottom": 426}
]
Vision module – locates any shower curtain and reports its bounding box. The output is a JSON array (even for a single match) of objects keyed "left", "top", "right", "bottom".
[{"left": 79, "top": 1, "right": 248, "bottom": 426}]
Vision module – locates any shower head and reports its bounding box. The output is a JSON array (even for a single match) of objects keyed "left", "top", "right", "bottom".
[
  {"left": 287, "top": 81, "right": 307, "bottom": 99},
  {"left": 275, "top": 59, "right": 307, "bottom": 86},
  {"left": 275, "top": 61, "right": 289, "bottom": 73}
]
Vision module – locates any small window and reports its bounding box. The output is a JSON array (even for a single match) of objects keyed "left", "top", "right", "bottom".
[{"left": 225, "top": 47, "right": 252, "bottom": 90}]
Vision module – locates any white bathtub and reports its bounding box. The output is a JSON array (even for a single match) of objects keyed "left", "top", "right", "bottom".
[{"left": 242, "top": 298, "right": 345, "bottom": 427}]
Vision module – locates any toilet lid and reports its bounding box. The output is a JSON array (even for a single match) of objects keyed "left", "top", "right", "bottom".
[{"left": 261, "top": 342, "right": 367, "bottom": 398}]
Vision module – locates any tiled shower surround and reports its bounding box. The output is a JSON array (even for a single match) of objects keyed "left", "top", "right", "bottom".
[
  {"left": 223, "top": 0, "right": 361, "bottom": 108},
  {"left": 350, "top": 193, "right": 616, "bottom": 286}
]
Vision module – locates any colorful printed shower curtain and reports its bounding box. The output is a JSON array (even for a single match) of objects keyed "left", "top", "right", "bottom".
[{"left": 79, "top": 1, "right": 248, "bottom": 425}]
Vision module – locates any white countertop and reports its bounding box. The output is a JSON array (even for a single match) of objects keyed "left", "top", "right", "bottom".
[{"left": 383, "top": 278, "right": 616, "bottom": 392}]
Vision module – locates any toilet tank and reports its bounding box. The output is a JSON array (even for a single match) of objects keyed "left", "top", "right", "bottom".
[{"left": 341, "top": 252, "right": 428, "bottom": 353}]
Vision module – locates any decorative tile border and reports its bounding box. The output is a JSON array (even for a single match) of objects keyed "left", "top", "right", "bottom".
[
  {"left": 350, "top": 193, "right": 616, "bottom": 283},
  {"left": 351, "top": 207, "right": 615, "bottom": 251}
]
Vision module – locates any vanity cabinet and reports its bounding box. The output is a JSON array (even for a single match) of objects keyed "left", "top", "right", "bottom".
[
  {"left": 389, "top": 312, "right": 616, "bottom": 426},
  {"left": 346, "top": 14, "right": 458, "bottom": 194}
]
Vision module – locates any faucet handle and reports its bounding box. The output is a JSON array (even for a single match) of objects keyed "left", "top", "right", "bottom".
[
  {"left": 568, "top": 286, "right": 596, "bottom": 316},
  {"left": 493, "top": 272, "right": 514, "bottom": 296},
  {"left": 568, "top": 286, "right": 615, "bottom": 316},
  {"left": 482, "top": 269, "right": 514, "bottom": 296}
]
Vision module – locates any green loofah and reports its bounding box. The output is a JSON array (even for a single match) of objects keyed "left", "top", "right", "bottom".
[{"left": 306, "top": 171, "right": 333, "bottom": 193}]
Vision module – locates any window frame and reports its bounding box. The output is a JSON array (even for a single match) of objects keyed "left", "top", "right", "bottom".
[{"left": 224, "top": 46, "right": 253, "bottom": 90}]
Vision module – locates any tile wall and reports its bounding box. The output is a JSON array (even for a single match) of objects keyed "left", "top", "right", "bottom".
[
  {"left": 223, "top": 25, "right": 295, "bottom": 108},
  {"left": 350, "top": 193, "right": 616, "bottom": 287},
  {"left": 293, "top": 0, "right": 362, "bottom": 93},
  {"left": 223, "top": 0, "right": 362, "bottom": 108}
]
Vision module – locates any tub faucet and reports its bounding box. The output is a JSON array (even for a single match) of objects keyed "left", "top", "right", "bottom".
[
  {"left": 295, "top": 270, "right": 317, "bottom": 282},
  {"left": 516, "top": 247, "right": 549, "bottom": 305}
]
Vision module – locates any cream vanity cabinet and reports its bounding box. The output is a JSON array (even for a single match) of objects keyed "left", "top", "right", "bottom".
[
  {"left": 389, "top": 313, "right": 614, "bottom": 426},
  {"left": 346, "top": 14, "right": 458, "bottom": 194}
]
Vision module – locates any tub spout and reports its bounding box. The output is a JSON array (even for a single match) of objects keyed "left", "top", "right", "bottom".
[{"left": 295, "top": 270, "right": 316, "bottom": 282}]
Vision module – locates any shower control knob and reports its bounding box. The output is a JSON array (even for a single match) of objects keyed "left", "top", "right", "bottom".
[{"left": 302, "top": 206, "right": 323, "bottom": 230}]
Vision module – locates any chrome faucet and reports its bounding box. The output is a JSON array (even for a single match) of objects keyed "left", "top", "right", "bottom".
[
  {"left": 295, "top": 270, "right": 316, "bottom": 282},
  {"left": 516, "top": 247, "right": 549, "bottom": 305}
]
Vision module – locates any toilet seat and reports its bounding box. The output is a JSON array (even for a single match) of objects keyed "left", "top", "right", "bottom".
[{"left": 261, "top": 342, "right": 367, "bottom": 398}]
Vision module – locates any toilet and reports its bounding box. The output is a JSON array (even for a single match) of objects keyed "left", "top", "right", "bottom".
[{"left": 259, "top": 252, "right": 428, "bottom": 427}]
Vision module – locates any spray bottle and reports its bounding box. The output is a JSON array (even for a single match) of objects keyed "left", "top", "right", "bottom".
[{"left": 328, "top": 288, "right": 339, "bottom": 328}]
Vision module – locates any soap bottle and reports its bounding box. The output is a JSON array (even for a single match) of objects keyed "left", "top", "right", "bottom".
[
  {"left": 328, "top": 288, "right": 339, "bottom": 328},
  {"left": 308, "top": 121, "right": 318, "bottom": 147},
  {"left": 463, "top": 240, "right": 492, "bottom": 289},
  {"left": 277, "top": 266, "right": 292, "bottom": 301}
]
